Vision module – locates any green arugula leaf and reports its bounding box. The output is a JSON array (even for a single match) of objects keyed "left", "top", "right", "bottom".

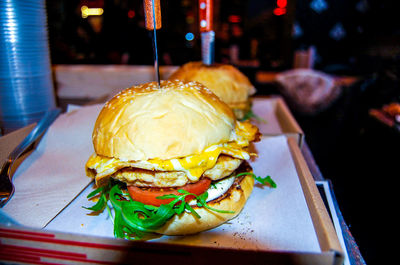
[
  {"left": 257, "top": 175, "right": 277, "bottom": 188},
  {"left": 184, "top": 203, "right": 201, "bottom": 218},
  {"left": 85, "top": 180, "right": 244, "bottom": 240},
  {"left": 197, "top": 192, "right": 208, "bottom": 207},
  {"left": 157, "top": 190, "right": 202, "bottom": 218},
  {"left": 109, "top": 184, "right": 125, "bottom": 212},
  {"left": 174, "top": 200, "right": 186, "bottom": 215},
  {"left": 117, "top": 198, "right": 175, "bottom": 233},
  {"left": 240, "top": 109, "right": 267, "bottom": 123},
  {"left": 86, "top": 186, "right": 104, "bottom": 199},
  {"left": 195, "top": 192, "right": 235, "bottom": 214},
  {"left": 83, "top": 193, "right": 107, "bottom": 212},
  {"left": 156, "top": 194, "right": 178, "bottom": 200},
  {"left": 144, "top": 204, "right": 159, "bottom": 211},
  {"left": 175, "top": 189, "right": 234, "bottom": 214},
  {"left": 113, "top": 209, "right": 125, "bottom": 238},
  {"left": 236, "top": 172, "right": 277, "bottom": 188}
]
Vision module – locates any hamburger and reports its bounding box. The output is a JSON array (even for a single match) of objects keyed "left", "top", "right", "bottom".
[
  {"left": 85, "top": 80, "right": 270, "bottom": 239},
  {"left": 168, "top": 62, "right": 256, "bottom": 120}
]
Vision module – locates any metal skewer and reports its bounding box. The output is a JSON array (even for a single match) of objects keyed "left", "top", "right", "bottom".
[
  {"left": 144, "top": 0, "right": 161, "bottom": 88},
  {"left": 199, "top": 0, "right": 215, "bottom": 65}
]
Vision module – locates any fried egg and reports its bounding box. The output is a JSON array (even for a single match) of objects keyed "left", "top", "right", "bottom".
[{"left": 86, "top": 120, "right": 258, "bottom": 187}]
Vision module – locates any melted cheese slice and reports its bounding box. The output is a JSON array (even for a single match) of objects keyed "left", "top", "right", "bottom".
[
  {"left": 86, "top": 120, "right": 257, "bottom": 184},
  {"left": 87, "top": 142, "right": 250, "bottom": 181}
]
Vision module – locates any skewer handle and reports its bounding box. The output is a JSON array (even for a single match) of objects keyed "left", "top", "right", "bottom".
[
  {"left": 144, "top": 0, "right": 161, "bottom": 30},
  {"left": 199, "top": 0, "right": 213, "bottom": 32}
]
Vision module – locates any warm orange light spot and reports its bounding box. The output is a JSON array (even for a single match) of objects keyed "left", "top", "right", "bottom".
[{"left": 81, "top": 6, "right": 103, "bottom": 18}]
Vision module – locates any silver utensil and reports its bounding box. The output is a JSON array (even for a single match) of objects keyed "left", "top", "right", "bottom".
[
  {"left": 201, "top": 30, "right": 215, "bottom": 65},
  {"left": 151, "top": 0, "right": 161, "bottom": 88},
  {"left": 0, "top": 108, "right": 61, "bottom": 208},
  {"left": 199, "top": 0, "right": 215, "bottom": 65},
  {"left": 144, "top": 0, "right": 161, "bottom": 88}
]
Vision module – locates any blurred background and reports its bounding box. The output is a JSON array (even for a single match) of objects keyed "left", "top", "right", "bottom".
[
  {"left": 35, "top": 0, "right": 400, "bottom": 264},
  {"left": 47, "top": 0, "right": 400, "bottom": 73}
]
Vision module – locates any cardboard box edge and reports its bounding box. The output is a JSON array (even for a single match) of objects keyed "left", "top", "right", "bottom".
[
  {"left": 275, "top": 96, "right": 304, "bottom": 147},
  {"left": 0, "top": 224, "right": 341, "bottom": 265},
  {"left": 287, "top": 137, "right": 344, "bottom": 265},
  {"left": 0, "top": 136, "right": 343, "bottom": 265},
  {"left": 253, "top": 95, "right": 304, "bottom": 147}
]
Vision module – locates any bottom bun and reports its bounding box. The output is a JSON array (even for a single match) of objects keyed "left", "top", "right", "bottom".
[{"left": 156, "top": 162, "right": 254, "bottom": 235}]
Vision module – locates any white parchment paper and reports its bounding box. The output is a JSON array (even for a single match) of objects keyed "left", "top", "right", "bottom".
[
  {"left": 250, "top": 97, "right": 283, "bottom": 134},
  {"left": 0, "top": 104, "right": 103, "bottom": 227},
  {"left": 0, "top": 100, "right": 320, "bottom": 253},
  {"left": 46, "top": 136, "right": 320, "bottom": 253}
]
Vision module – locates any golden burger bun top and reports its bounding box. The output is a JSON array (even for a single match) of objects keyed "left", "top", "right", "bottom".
[
  {"left": 168, "top": 61, "right": 256, "bottom": 107},
  {"left": 92, "top": 80, "right": 237, "bottom": 161}
]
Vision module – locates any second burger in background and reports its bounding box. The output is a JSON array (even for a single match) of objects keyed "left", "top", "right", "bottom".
[{"left": 168, "top": 61, "right": 256, "bottom": 120}]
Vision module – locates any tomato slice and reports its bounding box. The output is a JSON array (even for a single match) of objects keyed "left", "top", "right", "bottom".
[{"left": 127, "top": 178, "right": 211, "bottom": 206}]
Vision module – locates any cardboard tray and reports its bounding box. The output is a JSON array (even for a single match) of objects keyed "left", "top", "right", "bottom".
[
  {"left": 0, "top": 137, "right": 343, "bottom": 265},
  {"left": 0, "top": 97, "right": 341, "bottom": 264},
  {"left": 251, "top": 96, "right": 304, "bottom": 147}
]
